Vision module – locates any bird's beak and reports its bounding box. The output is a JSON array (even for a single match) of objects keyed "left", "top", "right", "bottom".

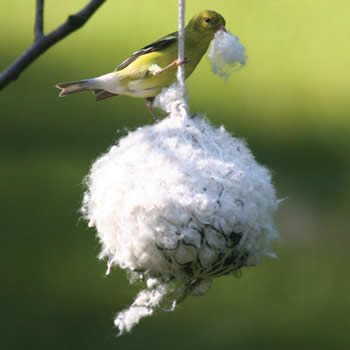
[{"left": 216, "top": 25, "right": 226, "bottom": 32}]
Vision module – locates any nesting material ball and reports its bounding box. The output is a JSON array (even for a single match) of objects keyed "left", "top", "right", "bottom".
[
  {"left": 82, "top": 100, "right": 279, "bottom": 334},
  {"left": 208, "top": 30, "right": 247, "bottom": 78}
]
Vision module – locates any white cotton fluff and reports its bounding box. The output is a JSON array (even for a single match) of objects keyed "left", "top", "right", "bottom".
[
  {"left": 82, "top": 86, "right": 279, "bottom": 334},
  {"left": 208, "top": 30, "right": 247, "bottom": 78}
]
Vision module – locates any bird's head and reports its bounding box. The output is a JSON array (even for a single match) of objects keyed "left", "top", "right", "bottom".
[{"left": 187, "top": 10, "right": 226, "bottom": 39}]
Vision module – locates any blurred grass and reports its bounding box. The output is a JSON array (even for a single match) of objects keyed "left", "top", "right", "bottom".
[{"left": 1, "top": 1, "right": 349, "bottom": 349}]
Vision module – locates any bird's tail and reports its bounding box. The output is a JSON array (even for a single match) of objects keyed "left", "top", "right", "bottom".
[
  {"left": 56, "top": 80, "right": 92, "bottom": 96},
  {"left": 56, "top": 73, "right": 120, "bottom": 100}
]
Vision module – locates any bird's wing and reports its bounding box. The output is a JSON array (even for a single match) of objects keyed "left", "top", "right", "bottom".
[{"left": 114, "top": 32, "right": 178, "bottom": 72}]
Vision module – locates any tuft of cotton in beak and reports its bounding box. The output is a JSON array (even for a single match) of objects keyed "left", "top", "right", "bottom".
[
  {"left": 208, "top": 30, "right": 247, "bottom": 78},
  {"left": 82, "top": 86, "right": 279, "bottom": 334}
]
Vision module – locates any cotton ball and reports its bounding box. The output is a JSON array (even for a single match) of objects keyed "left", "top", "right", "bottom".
[
  {"left": 82, "top": 96, "right": 279, "bottom": 334},
  {"left": 208, "top": 30, "right": 247, "bottom": 78}
]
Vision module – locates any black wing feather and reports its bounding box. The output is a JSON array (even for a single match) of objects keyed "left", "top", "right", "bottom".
[{"left": 114, "top": 32, "right": 178, "bottom": 72}]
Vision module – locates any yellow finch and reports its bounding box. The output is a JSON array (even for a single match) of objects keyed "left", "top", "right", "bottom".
[{"left": 56, "top": 10, "right": 226, "bottom": 119}]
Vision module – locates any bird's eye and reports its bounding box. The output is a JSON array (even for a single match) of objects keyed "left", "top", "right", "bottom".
[{"left": 204, "top": 17, "right": 211, "bottom": 23}]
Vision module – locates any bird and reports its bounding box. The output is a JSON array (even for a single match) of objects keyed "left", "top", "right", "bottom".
[{"left": 56, "top": 9, "right": 226, "bottom": 120}]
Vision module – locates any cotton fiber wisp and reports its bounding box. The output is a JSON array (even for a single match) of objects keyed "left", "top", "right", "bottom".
[
  {"left": 82, "top": 86, "right": 279, "bottom": 335},
  {"left": 208, "top": 30, "right": 247, "bottom": 78}
]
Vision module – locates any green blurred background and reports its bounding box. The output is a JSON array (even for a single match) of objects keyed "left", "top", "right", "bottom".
[{"left": 1, "top": 1, "right": 349, "bottom": 349}]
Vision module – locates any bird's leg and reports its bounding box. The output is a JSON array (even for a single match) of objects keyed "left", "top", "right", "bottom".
[
  {"left": 152, "top": 57, "right": 189, "bottom": 76},
  {"left": 145, "top": 98, "right": 159, "bottom": 121}
]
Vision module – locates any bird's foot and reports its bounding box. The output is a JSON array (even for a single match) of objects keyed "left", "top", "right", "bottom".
[
  {"left": 175, "top": 57, "right": 189, "bottom": 66},
  {"left": 145, "top": 99, "right": 159, "bottom": 122}
]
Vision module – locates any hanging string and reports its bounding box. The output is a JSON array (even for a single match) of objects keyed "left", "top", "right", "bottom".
[
  {"left": 177, "top": 0, "right": 186, "bottom": 90},
  {"left": 154, "top": 0, "right": 189, "bottom": 118},
  {"left": 176, "top": 0, "right": 189, "bottom": 118}
]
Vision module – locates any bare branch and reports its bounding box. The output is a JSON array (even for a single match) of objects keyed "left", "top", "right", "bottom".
[
  {"left": 0, "top": 0, "right": 106, "bottom": 91},
  {"left": 35, "top": 0, "right": 45, "bottom": 41}
]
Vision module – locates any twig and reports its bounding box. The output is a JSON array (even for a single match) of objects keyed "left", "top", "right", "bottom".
[
  {"left": 0, "top": 0, "right": 106, "bottom": 91},
  {"left": 35, "top": 0, "right": 44, "bottom": 42}
]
